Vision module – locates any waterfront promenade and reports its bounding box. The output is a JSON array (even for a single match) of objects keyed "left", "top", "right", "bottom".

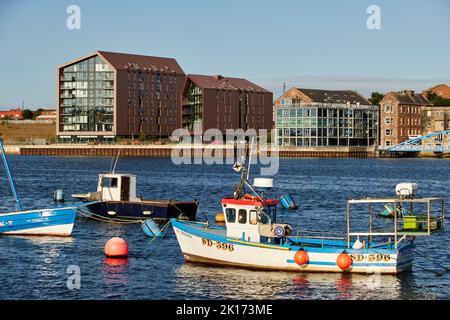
[{"left": 3, "top": 144, "right": 377, "bottom": 158}]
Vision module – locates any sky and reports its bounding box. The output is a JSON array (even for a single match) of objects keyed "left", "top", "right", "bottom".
[{"left": 0, "top": 0, "right": 449, "bottom": 109}]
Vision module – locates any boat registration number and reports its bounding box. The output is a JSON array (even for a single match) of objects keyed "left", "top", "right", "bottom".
[
  {"left": 350, "top": 253, "right": 391, "bottom": 262},
  {"left": 202, "top": 238, "right": 234, "bottom": 252}
]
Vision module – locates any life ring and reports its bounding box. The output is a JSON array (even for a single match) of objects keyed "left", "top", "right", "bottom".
[{"left": 273, "top": 226, "right": 285, "bottom": 237}]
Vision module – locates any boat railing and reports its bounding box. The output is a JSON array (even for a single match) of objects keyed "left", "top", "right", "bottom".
[
  {"left": 292, "top": 230, "right": 346, "bottom": 240},
  {"left": 347, "top": 196, "right": 446, "bottom": 249}
]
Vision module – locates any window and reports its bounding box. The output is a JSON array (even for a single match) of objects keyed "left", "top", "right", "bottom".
[
  {"left": 102, "top": 177, "right": 118, "bottom": 188},
  {"left": 225, "top": 208, "right": 236, "bottom": 223},
  {"left": 385, "top": 117, "right": 393, "bottom": 125},
  {"left": 249, "top": 210, "right": 258, "bottom": 225},
  {"left": 385, "top": 140, "right": 392, "bottom": 146},
  {"left": 385, "top": 104, "right": 392, "bottom": 113},
  {"left": 385, "top": 129, "right": 392, "bottom": 136},
  {"left": 238, "top": 209, "right": 247, "bottom": 224}
]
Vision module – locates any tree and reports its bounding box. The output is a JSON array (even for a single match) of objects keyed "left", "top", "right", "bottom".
[
  {"left": 369, "top": 92, "right": 384, "bottom": 106},
  {"left": 22, "top": 109, "right": 33, "bottom": 120},
  {"left": 426, "top": 92, "right": 450, "bottom": 106},
  {"left": 32, "top": 108, "right": 44, "bottom": 120}
]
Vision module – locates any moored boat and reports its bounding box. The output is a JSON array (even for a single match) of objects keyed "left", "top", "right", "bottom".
[
  {"left": 74, "top": 173, "right": 198, "bottom": 222},
  {"left": 0, "top": 139, "right": 77, "bottom": 237},
  {"left": 171, "top": 153, "right": 445, "bottom": 274}
]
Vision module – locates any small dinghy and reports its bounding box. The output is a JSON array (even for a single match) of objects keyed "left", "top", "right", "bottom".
[
  {"left": 280, "top": 194, "right": 298, "bottom": 210},
  {"left": 0, "top": 139, "right": 77, "bottom": 236}
]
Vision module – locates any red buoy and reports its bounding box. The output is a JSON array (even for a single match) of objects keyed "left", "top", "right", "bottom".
[
  {"left": 336, "top": 251, "right": 352, "bottom": 271},
  {"left": 104, "top": 237, "right": 128, "bottom": 258},
  {"left": 294, "top": 249, "right": 309, "bottom": 265}
]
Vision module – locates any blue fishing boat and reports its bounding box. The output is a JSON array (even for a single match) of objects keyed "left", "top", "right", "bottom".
[{"left": 0, "top": 139, "right": 77, "bottom": 236}]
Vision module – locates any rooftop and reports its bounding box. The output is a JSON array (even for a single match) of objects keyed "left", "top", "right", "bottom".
[
  {"left": 187, "top": 74, "right": 270, "bottom": 93},
  {"left": 294, "top": 88, "right": 371, "bottom": 105},
  {"left": 389, "top": 90, "right": 431, "bottom": 106}
]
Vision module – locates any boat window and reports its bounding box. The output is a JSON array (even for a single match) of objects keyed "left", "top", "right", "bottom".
[
  {"left": 238, "top": 209, "right": 247, "bottom": 224},
  {"left": 258, "top": 210, "right": 268, "bottom": 224},
  {"left": 102, "top": 177, "right": 118, "bottom": 188},
  {"left": 249, "top": 210, "right": 258, "bottom": 225},
  {"left": 225, "top": 208, "right": 236, "bottom": 223}
]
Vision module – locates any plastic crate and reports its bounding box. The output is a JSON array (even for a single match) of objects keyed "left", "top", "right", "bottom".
[{"left": 403, "top": 216, "right": 419, "bottom": 229}]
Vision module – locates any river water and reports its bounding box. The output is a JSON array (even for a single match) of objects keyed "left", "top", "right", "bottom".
[{"left": 0, "top": 156, "right": 449, "bottom": 299}]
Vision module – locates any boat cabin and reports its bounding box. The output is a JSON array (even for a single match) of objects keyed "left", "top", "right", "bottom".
[
  {"left": 97, "top": 173, "right": 138, "bottom": 202},
  {"left": 221, "top": 197, "right": 291, "bottom": 243}
]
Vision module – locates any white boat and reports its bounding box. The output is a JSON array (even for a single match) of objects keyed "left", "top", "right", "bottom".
[{"left": 171, "top": 146, "right": 445, "bottom": 274}]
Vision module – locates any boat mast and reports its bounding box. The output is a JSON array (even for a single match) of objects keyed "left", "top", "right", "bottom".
[{"left": 0, "top": 139, "right": 23, "bottom": 211}]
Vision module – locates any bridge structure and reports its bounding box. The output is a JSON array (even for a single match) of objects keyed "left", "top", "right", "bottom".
[{"left": 383, "top": 130, "right": 450, "bottom": 152}]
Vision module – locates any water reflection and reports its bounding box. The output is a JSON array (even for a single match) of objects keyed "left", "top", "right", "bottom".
[
  {"left": 175, "top": 263, "right": 415, "bottom": 299},
  {"left": 102, "top": 258, "right": 129, "bottom": 285}
]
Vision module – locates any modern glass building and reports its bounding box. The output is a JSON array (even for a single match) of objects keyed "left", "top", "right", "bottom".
[
  {"left": 59, "top": 56, "right": 114, "bottom": 135},
  {"left": 274, "top": 88, "right": 378, "bottom": 147},
  {"left": 57, "top": 51, "right": 186, "bottom": 143}
]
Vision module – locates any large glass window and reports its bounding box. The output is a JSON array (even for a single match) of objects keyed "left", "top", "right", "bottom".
[{"left": 60, "top": 55, "right": 114, "bottom": 132}]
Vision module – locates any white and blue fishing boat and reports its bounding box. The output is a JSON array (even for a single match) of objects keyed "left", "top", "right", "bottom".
[
  {"left": 171, "top": 154, "right": 445, "bottom": 274},
  {"left": 0, "top": 139, "right": 77, "bottom": 236}
]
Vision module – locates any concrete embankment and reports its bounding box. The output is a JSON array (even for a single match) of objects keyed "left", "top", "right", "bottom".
[{"left": 3, "top": 144, "right": 379, "bottom": 158}]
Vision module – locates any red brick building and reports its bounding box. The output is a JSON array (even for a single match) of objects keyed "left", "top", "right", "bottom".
[
  {"left": 380, "top": 90, "right": 431, "bottom": 147},
  {"left": 181, "top": 74, "right": 273, "bottom": 134},
  {"left": 0, "top": 108, "right": 23, "bottom": 120}
]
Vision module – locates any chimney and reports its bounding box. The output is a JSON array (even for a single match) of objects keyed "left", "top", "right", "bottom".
[
  {"left": 404, "top": 90, "right": 415, "bottom": 97},
  {"left": 214, "top": 75, "right": 223, "bottom": 80}
]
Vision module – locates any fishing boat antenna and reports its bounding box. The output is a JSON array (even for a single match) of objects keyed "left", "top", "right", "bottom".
[
  {"left": 111, "top": 148, "right": 122, "bottom": 174},
  {"left": 0, "top": 138, "right": 23, "bottom": 211}
]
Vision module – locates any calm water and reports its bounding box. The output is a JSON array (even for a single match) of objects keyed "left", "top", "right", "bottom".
[{"left": 0, "top": 156, "right": 449, "bottom": 300}]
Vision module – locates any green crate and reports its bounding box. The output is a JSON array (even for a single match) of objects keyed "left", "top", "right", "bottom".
[{"left": 403, "top": 215, "right": 419, "bottom": 230}]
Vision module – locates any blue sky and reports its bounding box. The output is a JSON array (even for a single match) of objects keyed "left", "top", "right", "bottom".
[{"left": 0, "top": 0, "right": 449, "bottom": 109}]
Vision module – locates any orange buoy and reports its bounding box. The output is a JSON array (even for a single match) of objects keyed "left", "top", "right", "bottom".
[
  {"left": 294, "top": 249, "right": 309, "bottom": 265},
  {"left": 336, "top": 251, "right": 352, "bottom": 271},
  {"left": 215, "top": 212, "right": 225, "bottom": 223},
  {"left": 104, "top": 237, "right": 128, "bottom": 258}
]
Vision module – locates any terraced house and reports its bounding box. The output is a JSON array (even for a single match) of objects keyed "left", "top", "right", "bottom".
[
  {"left": 274, "top": 88, "right": 378, "bottom": 147},
  {"left": 57, "top": 51, "right": 186, "bottom": 143},
  {"left": 380, "top": 90, "right": 432, "bottom": 147}
]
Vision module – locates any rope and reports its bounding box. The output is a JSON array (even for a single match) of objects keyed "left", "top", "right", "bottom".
[
  {"left": 136, "top": 219, "right": 172, "bottom": 260},
  {"left": 414, "top": 250, "right": 450, "bottom": 272}
]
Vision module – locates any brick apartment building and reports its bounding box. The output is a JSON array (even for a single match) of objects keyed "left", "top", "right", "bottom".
[
  {"left": 422, "top": 106, "right": 450, "bottom": 136},
  {"left": 57, "top": 51, "right": 186, "bottom": 143},
  {"left": 380, "top": 90, "right": 432, "bottom": 147},
  {"left": 181, "top": 74, "right": 273, "bottom": 134}
]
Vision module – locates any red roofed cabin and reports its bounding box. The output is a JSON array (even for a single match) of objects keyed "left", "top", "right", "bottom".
[{"left": 0, "top": 108, "right": 23, "bottom": 120}]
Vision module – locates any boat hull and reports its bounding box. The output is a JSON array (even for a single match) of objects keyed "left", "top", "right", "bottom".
[
  {"left": 81, "top": 200, "right": 198, "bottom": 222},
  {"left": 172, "top": 220, "right": 414, "bottom": 274},
  {"left": 0, "top": 207, "right": 76, "bottom": 237}
]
